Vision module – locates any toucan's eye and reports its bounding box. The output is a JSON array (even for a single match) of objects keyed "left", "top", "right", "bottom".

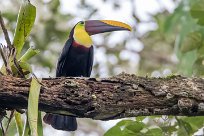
[{"left": 79, "top": 21, "right": 85, "bottom": 25}]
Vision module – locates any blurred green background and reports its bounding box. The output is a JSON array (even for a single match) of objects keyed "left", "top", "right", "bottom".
[{"left": 1, "top": 0, "right": 204, "bottom": 136}]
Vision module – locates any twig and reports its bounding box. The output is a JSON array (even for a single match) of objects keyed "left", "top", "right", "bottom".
[
  {"left": 0, "top": 122, "right": 5, "bottom": 136},
  {"left": 5, "top": 110, "right": 14, "bottom": 135},
  {"left": 0, "top": 109, "right": 6, "bottom": 122},
  {"left": 13, "top": 60, "right": 25, "bottom": 77},
  {"left": 0, "top": 11, "right": 12, "bottom": 51},
  {"left": 0, "top": 45, "right": 8, "bottom": 68},
  {"left": 31, "top": 72, "right": 44, "bottom": 86},
  {"left": 13, "top": 49, "right": 25, "bottom": 78},
  {"left": 0, "top": 110, "right": 6, "bottom": 136},
  {"left": 0, "top": 44, "right": 12, "bottom": 75}
]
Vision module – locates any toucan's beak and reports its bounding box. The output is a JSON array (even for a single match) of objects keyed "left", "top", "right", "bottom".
[{"left": 85, "top": 20, "right": 132, "bottom": 35}]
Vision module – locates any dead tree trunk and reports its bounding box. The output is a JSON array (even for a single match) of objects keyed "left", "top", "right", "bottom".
[{"left": 0, "top": 73, "right": 204, "bottom": 120}]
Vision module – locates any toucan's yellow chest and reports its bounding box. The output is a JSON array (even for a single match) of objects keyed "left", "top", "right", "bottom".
[{"left": 73, "top": 25, "right": 93, "bottom": 48}]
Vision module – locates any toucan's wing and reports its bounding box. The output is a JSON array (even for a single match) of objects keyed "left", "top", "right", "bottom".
[
  {"left": 87, "top": 46, "right": 94, "bottom": 77},
  {"left": 56, "top": 39, "right": 73, "bottom": 77}
]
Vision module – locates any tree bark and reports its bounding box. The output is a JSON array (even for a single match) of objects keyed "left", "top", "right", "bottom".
[{"left": 0, "top": 73, "right": 204, "bottom": 120}]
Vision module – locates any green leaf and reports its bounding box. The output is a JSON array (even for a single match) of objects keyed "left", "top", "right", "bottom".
[
  {"left": 181, "top": 117, "right": 204, "bottom": 133},
  {"left": 14, "top": 112, "right": 23, "bottom": 136},
  {"left": 4, "top": 118, "right": 17, "bottom": 136},
  {"left": 113, "top": 120, "right": 149, "bottom": 136},
  {"left": 28, "top": 78, "right": 42, "bottom": 136},
  {"left": 193, "top": 56, "right": 204, "bottom": 76},
  {"left": 19, "top": 61, "right": 32, "bottom": 74},
  {"left": 125, "top": 122, "right": 145, "bottom": 133},
  {"left": 181, "top": 31, "right": 202, "bottom": 53},
  {"left": 116, "top": 120, "right": 134, "bottom": 127},
  {"left": 160, "top": 125, "right": 177, "bottom": 134},
  {"left": 176, "top": 117, "right": 193, "bottom": 135},
  {"left": 190, "top": 0, "right": 204, "bottom": 26},
  {"left": 178, "top": 50, "right": 197, "bottom": 76},
  {"left": 10, "top": 61, "right": 32, "bottom": 76},
  {"left": 122, "top": 128, "right": 140, "bottom": 136},
  {"left": 13, "top": 1, "right": 36, "bottom": 58},
  {"left": 174, "top": 17, "right": 196, "bottom": 58},
  {"left": 37, "top": 112, "right": 43, "bottom": 136},
  {"left": 22, "top": 114, "right": 31, "bottom": 136},
  {"left": 19, "top": 47, "right": 40, "bottom": 62},
  {"left": 136, "top": 116, "right": 146, "bottom": 122},
  {"left": 197, "top": 41, "right": 204, "bottom": 57},
  {"left": 145, "top": 128, "right": 163, "bottom": 136},
  {"left": 163, "top": 4, "right": 183, "bottom": 34},
  {"left": 104, "top": 126, "right": 123, "bottom": 136}
]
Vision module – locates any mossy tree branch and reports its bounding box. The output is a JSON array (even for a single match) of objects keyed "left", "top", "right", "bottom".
[{"left": 0, "top": 73, "right": 204, "bottom": 120}]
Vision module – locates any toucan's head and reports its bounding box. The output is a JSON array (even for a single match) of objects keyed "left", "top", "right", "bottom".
[{"left": 72, "top": 20, "right": 132, "bottom": 48}]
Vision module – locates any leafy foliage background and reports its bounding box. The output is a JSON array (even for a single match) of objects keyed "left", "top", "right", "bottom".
[{"left": 1, "top": 0, "right": 204, "bottom": 136}]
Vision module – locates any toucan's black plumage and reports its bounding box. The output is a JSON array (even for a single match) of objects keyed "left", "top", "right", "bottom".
[
  {"left": 43, "top": 27, "right": 93, "bottom": 131},
  {"left": 56, "top": 38, "right": 93, "bottom": 77},
  {"left": 43, "top": 20, "right": 131, "bottom": 131}
]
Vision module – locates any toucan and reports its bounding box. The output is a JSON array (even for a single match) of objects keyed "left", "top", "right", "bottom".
[{"left": 43, "top": 20, "right": 131, "bottom": 131}]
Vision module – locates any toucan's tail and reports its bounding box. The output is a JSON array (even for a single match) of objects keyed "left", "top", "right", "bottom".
[{"left": 43, "top": 113, "right": 77, "bottom": 131}]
